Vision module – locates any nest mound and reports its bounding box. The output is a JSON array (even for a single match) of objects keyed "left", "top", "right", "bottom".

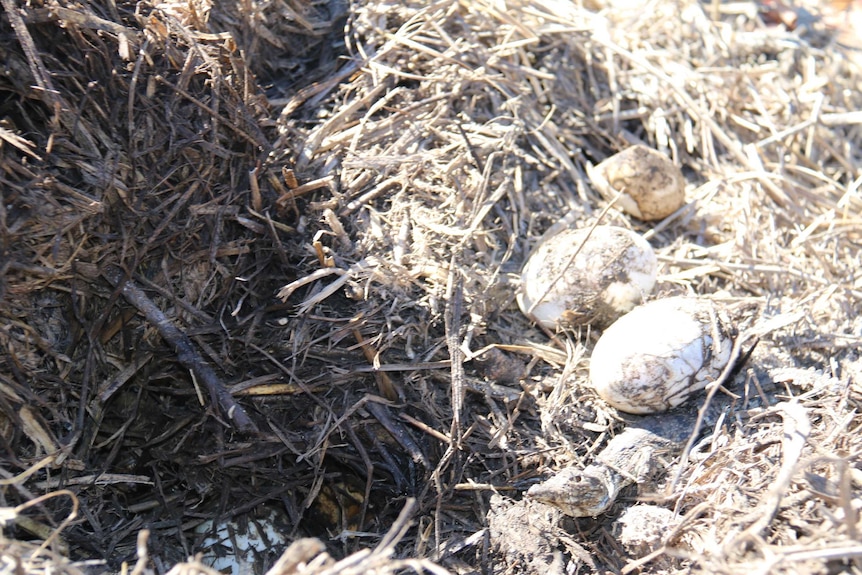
[{"left": 2, "top": 0, "right": 861, "bottom": 574}]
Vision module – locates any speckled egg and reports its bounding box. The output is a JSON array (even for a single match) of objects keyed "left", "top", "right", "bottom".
[
  {"left": 518, "top": 226, "right": 657, "bottom": 329},
  {"left": 588, "top": 145, "right": 686, "bottom": 221},
  {"left": 589, "top": 296, "right": 736, "bottom": 414}
]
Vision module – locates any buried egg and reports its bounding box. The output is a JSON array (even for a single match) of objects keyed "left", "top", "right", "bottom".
[
  {"left": 194, "top": 507, "right": 289, "bottom": 575},
  {"left": 518, "top": 226, "right": 656, "bottom": 329},
  {"left": 589, "top": 296, "right": 736, "bottom": 414},
  {"left": 588, "top": 145, "right": 686, "bottom": 221}
]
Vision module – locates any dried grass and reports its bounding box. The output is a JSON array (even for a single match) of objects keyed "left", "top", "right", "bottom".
[{"left": 1, "top": 0, "right": 861, "bottom": 573}]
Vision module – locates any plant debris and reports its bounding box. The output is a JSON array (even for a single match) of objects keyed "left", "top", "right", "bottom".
[{"left": 1, "top": 0, "right": 861, "bottom": 574}]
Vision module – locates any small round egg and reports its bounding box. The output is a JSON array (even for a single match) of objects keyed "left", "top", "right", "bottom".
[
  {"left": 588, "top": 145, "right": 686, "bottom": 221},
  {"left": 518, "top": 226, "right": 657, "bottom": 329},
  {"left": 589, "top": 296, "right": 736, "bottom": 414}
]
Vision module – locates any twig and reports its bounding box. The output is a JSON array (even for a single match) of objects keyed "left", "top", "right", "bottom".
[
  {"left": 103, "top": 265, "right": 257, "bottom": 433},
  {"left": 525, "top": 190, "right": 623, "bottom": 318},
  {"left": 728, "top": 401, "right": 810, "bottom": 548},
  {"left": 668, "top": 310, "right": 805, "bottom": 492},
  {"left": 1, "top": 0, "right": 57, "bottom": 101},
  {"left": 444, "top": 262, "right": 465, "bottom": 447}
]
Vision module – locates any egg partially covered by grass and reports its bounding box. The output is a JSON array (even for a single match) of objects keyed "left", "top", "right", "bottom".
[
  {"left": 518, "top": 226, "right": 657, "bottom": 329},
  {"left": 589, "top": 296, "right": 736, "bottom": 414},
  {"left": 588, "top": 145, "right": 686, "bottom": 221},
  {"left": 195, "top": 508, "right": 289, "bottom": 575}
]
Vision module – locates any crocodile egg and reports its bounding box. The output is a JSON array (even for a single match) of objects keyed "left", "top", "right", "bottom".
[
  {"left": 589, "top": 297, "right": 736, "bottom": 414},
  {"left": 518, "top": 226, "right": 657, "bottom": 329},
  {"left": 587, "top": 145, "right": 686, "bottom": 221}
]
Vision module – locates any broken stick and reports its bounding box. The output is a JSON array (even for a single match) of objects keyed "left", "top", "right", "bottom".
[{"left": 103, "top": 265, "right": 257, "bottom": 433}]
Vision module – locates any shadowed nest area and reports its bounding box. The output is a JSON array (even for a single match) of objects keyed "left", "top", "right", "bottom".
[{"left": 2, "top": 0, "right": 862, "bottom": 573}]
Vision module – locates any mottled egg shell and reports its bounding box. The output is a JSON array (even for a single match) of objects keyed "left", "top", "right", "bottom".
[
  {"left": 588, "top": 145, "right": 686, "bottom": 221},
  {"left": 518, "top": 226, "right": 657, "bottom": 329},
  {"left": 589, "top": 297, "right": 736, "bottom": 414}
]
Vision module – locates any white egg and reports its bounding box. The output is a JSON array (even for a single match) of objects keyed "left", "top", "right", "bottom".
[
  {"left": 195, "top": 508, "right": 288, "bottom": 575},
  {"left": 518, "top": 226, "right": 657, "bottom": 329},
  {"left": 588, "top": 145, "right": 686, "bottom": 221},
  {"left": 589, "top": 297, "right": 736, "bottom": 414}
]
